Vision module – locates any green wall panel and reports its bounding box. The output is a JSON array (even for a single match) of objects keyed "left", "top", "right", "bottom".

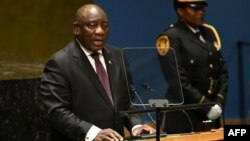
[{"left": 0, "top": 0, "right": 92, "bottom": 80}]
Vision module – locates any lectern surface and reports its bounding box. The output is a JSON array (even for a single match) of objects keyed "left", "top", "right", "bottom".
[{"left": 124, "top": 128, "right": 223, "bottom": 141}]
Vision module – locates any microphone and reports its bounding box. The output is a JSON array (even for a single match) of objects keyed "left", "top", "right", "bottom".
[
  {"left": 142, "top": 82, "right": 165, "bottom": 99},
  {"left": 130, "top": 85, "right": 138, "bottom": 95}
]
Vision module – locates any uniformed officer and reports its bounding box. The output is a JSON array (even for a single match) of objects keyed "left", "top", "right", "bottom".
[{"left": 156, "top": 0, "right": 229, "bottom": 133}]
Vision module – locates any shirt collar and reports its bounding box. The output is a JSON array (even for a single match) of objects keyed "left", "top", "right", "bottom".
[
  {"left": 75, "top": 39, "right": 103, "bottom": 56},
  {"left": 186, "top": 24, "right": 200, "bottom": 33}
]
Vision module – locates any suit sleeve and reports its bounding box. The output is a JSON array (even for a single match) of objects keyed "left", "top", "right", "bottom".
[{"left": 40, "top": 59, "right": 92, "bottom": 140}]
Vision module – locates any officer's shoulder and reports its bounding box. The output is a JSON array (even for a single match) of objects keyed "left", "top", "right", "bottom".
[
  {"left": 155, "top": 24, "right": 176, "bottom": 56},
  {"left": 162, "top": 23, "right": 178, "bottom": 33},
  {"left": 202, "top": 23, "right": 222, "bottom": 50},
  {"left": 157, "top": 24, "right": 174, "bottom": 41},
  {"left": 201, "top": 23, "right": 219, "bottom": 33},
  {"left": 158, "top": 24, "right": 178, "bottom": 39}
]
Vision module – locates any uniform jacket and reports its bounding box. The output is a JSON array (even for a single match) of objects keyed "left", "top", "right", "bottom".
[
  {"left": 157, "top": 21, "right": 228, "bottom": 133},
  {"left": 40, "top": 39, "right": 142, "bottom": 141}
]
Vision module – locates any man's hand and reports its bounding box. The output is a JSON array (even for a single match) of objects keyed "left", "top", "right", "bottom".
[
  {"left": 132, "top": 124, "right": 156, "bottom": 136},
  {"left": 207, "top": 104, "right": 222, "bottom": 120},
  {"left": 93, "top": 128, "right": 123, "bottom": 141}
]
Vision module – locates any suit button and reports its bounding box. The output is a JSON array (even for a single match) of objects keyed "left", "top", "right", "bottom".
[
  {"left": 209, "top": 52, "right": 213, "bottom": 56},
  {"left": 209, "top": 64, "right": 213, "bottom": 68},
  {"left": 190, "top": 59, "right": 194, "bottom": 64}
]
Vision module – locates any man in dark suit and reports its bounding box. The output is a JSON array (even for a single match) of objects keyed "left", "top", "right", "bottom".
[
  {"left": 156, "top": 0, "right": 228, "bottom": 133},
  {"left": 40, "top": 4, "right": 155, "bottom": 141}
]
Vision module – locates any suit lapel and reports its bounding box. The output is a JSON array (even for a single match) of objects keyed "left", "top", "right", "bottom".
[{"left": 72, "top": 41, "right": 114, "bottom": 109}]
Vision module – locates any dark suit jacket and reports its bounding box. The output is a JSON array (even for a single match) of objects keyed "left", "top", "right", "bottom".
[
  {"left": 158, "top": 21, "right": 228, "bottom": 133},
  {"left": 40, "top": 39, "right": 142, "bottom": 141}
]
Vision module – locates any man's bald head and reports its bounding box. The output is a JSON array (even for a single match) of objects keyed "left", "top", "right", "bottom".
[
  {"left": 73, "top": 4, "right": 109, "bottom": 52},
  {"left": 75, "top": 4, "right": 107, "bottom": 24}
]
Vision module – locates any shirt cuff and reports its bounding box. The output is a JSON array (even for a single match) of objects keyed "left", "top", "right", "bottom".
[
  {"left": 85, "top": 125, "right": 102, "bottom": 141},
  {"left": 131, "top": 124, "right": 142, "bottom": 132}
]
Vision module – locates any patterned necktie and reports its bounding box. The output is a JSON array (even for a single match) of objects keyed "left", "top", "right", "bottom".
[{"left": 91, "top": 52, "right": 114, "bottom": 105}]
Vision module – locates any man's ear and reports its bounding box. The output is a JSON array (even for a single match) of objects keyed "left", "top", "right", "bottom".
[
  {"left": 176, "top": 8, "right": 184, "bottom": 17},
  {"left": 73, "top": 22, "right": 80, "bottom": 35}
]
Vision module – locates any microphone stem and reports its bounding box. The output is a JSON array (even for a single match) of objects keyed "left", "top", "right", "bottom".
[
  {"left": 131, "top": 86, "right": 156, "bottom": 124},
  {"left": 156, "top": 108, "right": 161, "bottom": 141}
]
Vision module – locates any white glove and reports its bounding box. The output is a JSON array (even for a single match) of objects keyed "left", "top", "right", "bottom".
[{"left": 207, "top": 104, "right": 222, "bottom": 120}]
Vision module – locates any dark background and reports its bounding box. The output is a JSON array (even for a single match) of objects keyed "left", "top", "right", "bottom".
[{"left": 0, "top": 0, "right": 249, "bottom": 140}]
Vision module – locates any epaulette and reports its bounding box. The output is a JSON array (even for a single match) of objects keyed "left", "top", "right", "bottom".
[{"left": 202, "top": 23, "right": 221, "bottom": 51}]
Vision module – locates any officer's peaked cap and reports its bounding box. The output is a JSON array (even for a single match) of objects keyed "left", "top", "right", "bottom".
[{"left": 174, "top": 0, "right": 208, "bottom": 9}]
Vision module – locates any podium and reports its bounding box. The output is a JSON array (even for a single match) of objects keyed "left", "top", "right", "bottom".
[
  {"left": 145, "top": 128, "right": 224, "bottom": 141},
  {"left": 121, "top": 102, "right": 217, "bottom": 141}
]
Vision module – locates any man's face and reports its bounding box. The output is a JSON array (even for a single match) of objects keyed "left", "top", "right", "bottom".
[
  {"left": 75, "top": 7, "right": 109, "bottom": 52},
  {"left": 178, "top": 6, "right": 205, "bottom": 27}
]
